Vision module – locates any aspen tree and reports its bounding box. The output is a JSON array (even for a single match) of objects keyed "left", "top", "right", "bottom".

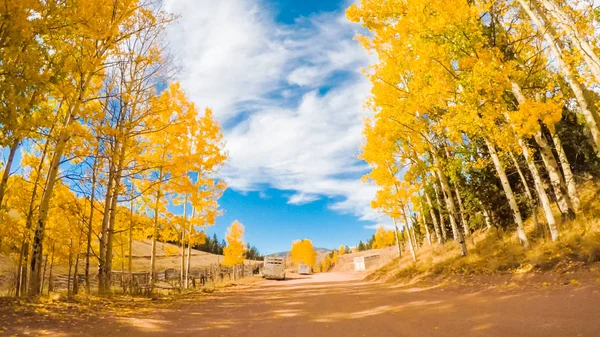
[
  {"left": 222, "top": 221, "right": 246, "bottom": 280},
  {"left": 29, "top": 0, "right": 147, "bottom": 296},
  {"left": 517, "top": 0, "right": 600, "bottom": 151},
  {"left": 290, "top": 239, "right": 317, "bottom": 268}
]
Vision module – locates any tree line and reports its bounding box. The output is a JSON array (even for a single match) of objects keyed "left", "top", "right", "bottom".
[
  {"left": 0, "top": 0, "right": 228, "bottom": 296},
  {"left": 348, "top": 0, "right": 600, "bottom": 262},
  {"left": 198, "top": 225, "right": 263, "bottom": 262}
]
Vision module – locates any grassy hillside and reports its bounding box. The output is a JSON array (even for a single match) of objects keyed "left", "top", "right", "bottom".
[
  {"left": 365, "top": 182, "right": 600, "bottom": 285},
  {"left": 0, "top": 240, "right": 261, "bottom": 278},
  {"left": 127, "top": 240, "right": 261, "bottom": 272}
]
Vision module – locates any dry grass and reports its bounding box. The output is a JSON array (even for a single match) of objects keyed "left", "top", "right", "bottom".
[
  {"left": 127, "top": 240, "right": 262, "bottom": 272},
  {"left": 332, "top": 247, "right": 398, "bottom": 272},
  {"left": 0, "top": 239, "right": 261, "bottom": 293},
  {"left": 368, "top": 181, "right": 600, "bottom": 283}
]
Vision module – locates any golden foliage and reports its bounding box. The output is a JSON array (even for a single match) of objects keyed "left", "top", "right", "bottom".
[
  {"left": 222, "top": 221, "right": 246, "bottom": 267},
  {"left": 373, "top": 225, "right": 395, "bottom": 249},
  {"left": 290, "top": 239, "right": 317, "bottom": 268}
]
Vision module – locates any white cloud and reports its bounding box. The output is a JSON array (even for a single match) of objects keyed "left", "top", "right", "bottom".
[
  {"left": 164, "top": 0, "right": 288, "bottom": 121},
  {"left": 164, "top": 0, "right": 379, "bottom": 222},
  {"left": 363, "top": 223, "right": 395, "bottom": 230},
  {"left": 288, "top": 193, "right": 320, "bottom": 205}
]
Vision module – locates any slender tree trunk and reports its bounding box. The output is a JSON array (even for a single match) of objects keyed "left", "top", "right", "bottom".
[
  {"left": 41, "top": 254, "right": 47, "bottom": 295},
  {"left": 432, "top": 182, "right": 448, "bottom": 242},
  {"left": 185, "top": 228, "right": 192, "bottom": 289},
  {"left": 185, "top": 207, "right": 194, "bottom": 289},
  {"left": 98, "top": 161, "right": 115, "bottom": 293},
  {"left": 484, "top": 138, "right": 530, "bottom": 248},
  {"left": 105, "top": 138, "right": 128, "bottom": 293},
  {"left": 454, "top": 185, "right": 469, "bottom": 237},
  {"left": 181, "top": 195, "right": 188, "bottom": 288},
  {"left": 510, "top": 82, "right": 560, "bottom": 240},
  {"left": 20, "top": 135, "right": 51, "bottom": 296},
  {"left": 73, "top": 243, "right": 80, "bottom": 295},
  {"left": 518, "top": 0, "right": 600, "bottom": 151},
  {"left": 85, "top": 154, "right": 98, "bottom": 294},
  {"left": 411, "top": 224, "right": 419, "bottom": 250},
  {"left": 480, "top": 202, "right": 493, "bottom": 230},
  {"left": 401, "top": 206, "right": 417, "bottom": 262},
  {"left": 104, "top": 178, "right": 122, "bottom": 293},
  {"left": 48, "top": 244, "right": 55, "bottom": 294},
  {"left": 407, "top": 203, "right": 420, "bottom": 250},
  {"left": 0, "top": 138, "right": 20, "bottom": 206},
  {"left": 509, "top": 150, "right": 541, "bottom": 233},
  {"left": 425, "top": 191, "right": 442, "bottom": 243},
  {"left": 392, "top": 219, "right": 402, "bottom": 258},
  {"left": 150, "top": 230, "right": 157, "bottom": 288},
  {"left": 29, "top": 126, "right": 72, "bottom": 295},
  {"left": 433, "top": 161, "right": 467, "bottom": 256},
  {"left": 436, "top": 171, "right": 459, "bottom": 241},
  {"left": 128, "top": 183, "right": 134, "bottom": 294},
  {"left": 534, "top": 131, "right": 576, "bottom": 219},
  {"left": 28, "top": 70, "right": 94, "bottom": 296},
  {"left": 67, "top": 239, "right": 73, "bottom": 296},
  {"left": 551, "top": 131, "right": 581, "bottom": 211},
  {"left": 15, "top": 238, "right": 25, "bottom": 296},
  {"left": 150, "top": 168, "right": 164, "bottom": 289},
  {"left": 422, "top": 212, "right": 432, "bottom": 246},
  {"left": 442, "top": 145, "right": 470, "bottom": 238}
]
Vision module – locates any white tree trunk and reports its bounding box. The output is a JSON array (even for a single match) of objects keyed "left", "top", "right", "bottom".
[
  {"left": 510, "top": 81, "right": 560, "bottom": 240},
  {"left": 29, "top": 115, "right": 75, "bottom": 295},
  {"left": 401, "top": 211, "right": 417, "bottom": 262},
  {"left": 422, "top": 212, "right": 432, "bottom": 246},
  {"left": 181, "top": 196, "right": 188, "bottom": 288},
  {"left": 149, "top": 170, "right": 163, "bottom": 289},
  {"left": 454, "top": 185, "right": 469, "bottom": 237},
  {"left": 534, "top": 131, "right": 576, "bottom": 218},
  {"left": 185, "top": 207, "right": 194, "bottom": 289},
  {"left": 484, "top": 138, "right": 530, "bottom": 248},
  {"left": 98, "top": 158, "right": 116, "bottom": 293},
  {"left": 436, "top": 171, "right": 460, "bottom": 240},
  {"left": 432, "top": 182, "right": 448, "bottom": 242},
  {"left": 550, "top": 131, "right": 581, "bottom": 211},
  {"left": 425, "top": 191, "right": 442, "bottom": 243},
  {"left": 104, "top": 140, "right": 127, "bottom": 294},
  {"left": 509, "top": 150, "right": 541, "bottom": 233},
  {"left": 518, "top": 0, "right": 600, "bottom": 152},
  {"left": 392, "top": 219, "right": 402, "bottom": 259},
  {"left": 432, "top": 151, "right": 467, "bottom": 256},
  {"left": 480, "top": 202, "right": 493, "bottom": 230},
  {"left": 150, "top": 230, "right": 157, "bottom": 288}
]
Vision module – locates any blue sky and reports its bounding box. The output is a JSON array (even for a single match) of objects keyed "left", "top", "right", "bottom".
[{"left": 163, "top": 0, "right": 387, "bottom": 254}]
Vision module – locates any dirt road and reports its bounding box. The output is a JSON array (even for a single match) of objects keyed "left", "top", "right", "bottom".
[{"left": 5, "top": 272, "right": 600, "bottom": 336}]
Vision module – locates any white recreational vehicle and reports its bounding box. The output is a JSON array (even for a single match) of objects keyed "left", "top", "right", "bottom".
[
  {"left": 263, "top": 256, "right": 286, "bottom": 280},
  {"left": 297, "top": 264, "right": 311, "bottom": 275}
]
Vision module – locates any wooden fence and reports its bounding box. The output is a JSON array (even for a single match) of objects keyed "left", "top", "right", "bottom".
[{"left": 38, "top": 262, "right": 262, "bottom": 295}]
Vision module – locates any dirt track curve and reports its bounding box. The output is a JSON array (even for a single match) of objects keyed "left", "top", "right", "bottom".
[{"left": 5, "top": 272, "right": 600, "bottom": 336}]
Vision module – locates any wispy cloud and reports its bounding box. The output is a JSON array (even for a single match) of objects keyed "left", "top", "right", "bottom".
[
  {"left": 363, "top": 223, "right": 396, "bottom": 230},
  {"left": 164, "top": 0, "right": 379, "bottom": 222}
]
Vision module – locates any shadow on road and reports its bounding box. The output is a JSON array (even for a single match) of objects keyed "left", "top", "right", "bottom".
[{"left": 4, "top": 272, "right": 600, "bottom": 337}]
